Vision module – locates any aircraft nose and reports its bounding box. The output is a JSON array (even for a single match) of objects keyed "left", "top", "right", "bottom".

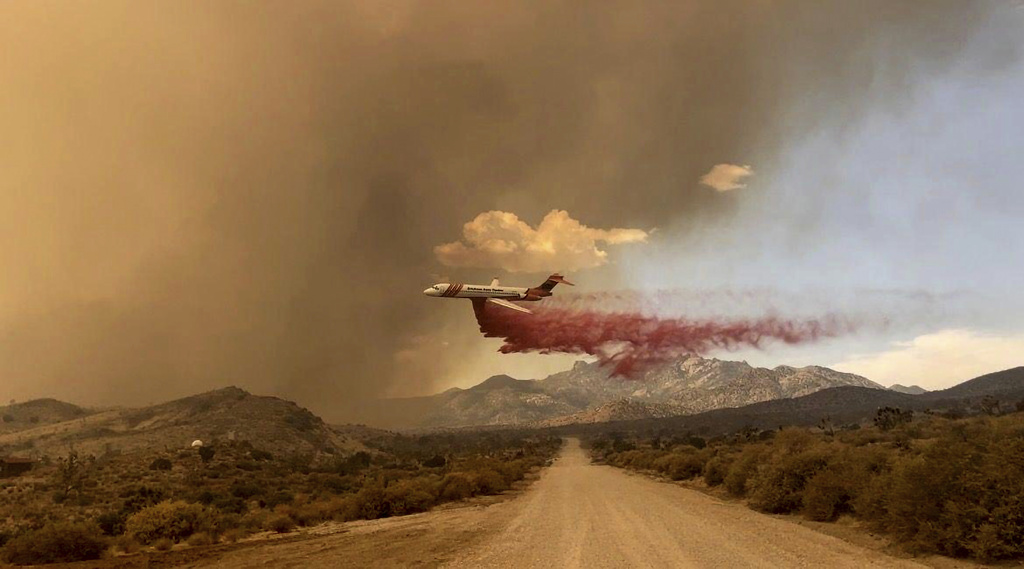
[{"left": 423, "top": 287, "right": 434, "bottom": 296}]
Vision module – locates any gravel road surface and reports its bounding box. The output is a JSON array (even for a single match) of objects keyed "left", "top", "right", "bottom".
[{"left": 189, "top": 438, "right": 930, "bottom": 568}]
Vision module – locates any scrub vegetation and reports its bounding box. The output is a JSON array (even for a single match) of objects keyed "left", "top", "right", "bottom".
[
  {"left": 589, "top": 403, "right": 1024, "bottom": 561},
  {"left": 0, "top": 431, "right": 560, "bottom": 565}
]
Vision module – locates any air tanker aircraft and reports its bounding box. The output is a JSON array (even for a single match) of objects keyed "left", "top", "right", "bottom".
[{"left": 423, "top": 274, "right": 572, "bottom": 314}]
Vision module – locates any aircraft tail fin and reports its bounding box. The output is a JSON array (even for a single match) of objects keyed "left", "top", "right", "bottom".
[
  {"left": 538, "top": 273, "right": 573, "bottom": 292},
  {"left": 490, "top": 277, "right": 500, "bottom": 287}
]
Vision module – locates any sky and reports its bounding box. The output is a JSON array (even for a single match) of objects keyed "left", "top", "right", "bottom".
[{"left": 1, "top": 1, "right": 1022, "bottom": 419}]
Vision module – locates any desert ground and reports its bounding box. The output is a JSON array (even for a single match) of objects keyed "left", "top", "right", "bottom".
[{"left": 146, "top": 439, "right": 952, "bottom": 569}]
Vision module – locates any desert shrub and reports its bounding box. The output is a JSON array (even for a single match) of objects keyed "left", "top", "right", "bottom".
[
  {"left": 222, "top": 528, "right": 246, "bottom": 543},
  {"left": 871, "top": 434, "right": 1024, "bottom": 559},
  {"left": 310, "top": 473, "right": 353, "bottom": 495},
  {"left": 353, "top": 483, "right": 388, "bottom": 519},
  {"left": 383, "top": 480, "right": 435, "bottom": 516},
  {"left": 153, "top": 537, "right": 173, "bottom": 551},
  {"left": 186, "top": 532, "right": 213, "bottom": 547},
  {"left": 469, "top": 469, "right": 508, "bottom": 495},
  {"left": 724, "top": 446, "right": 765, "bottom": 497},
  {"left": 96, "top": 510, "right": 127, "bottom": 536},
  {"left": 803, "top": 446, "right": 888, "bottom": 522},
  {"left": 149, "top": 458, "right": 172, "bottom": 471},
  {"left": 660, "top": 452, "right": 707, "bottom": 481},
  {"left": 437, "top": 473, "right": 474, "bottom": 501},
  {"left": 495, "top": 459, "right": 530, "bottom": 484},
  {"left": 316, "top": 495, "right": 360, "bottom": 522},
  {"left": 748, "top": 446, "right": 831, "bottom": 514},
  {"left": 267, "top": 515, "right": 295, "bottom": 533},
  {"left": 702, "top": 456, "right": 729, "bottom": 487},
  {"left": 285, "top": 502, "right": 330, "bottom": 527},
  {"left": 802, "top": 469, "right": 854, "bottom": 521},
  {"left": 250, "top": 449, "right": 274, "bottom": 461},
  {"left": 111, "top": 535, "right": 140, "bottom": 554},
  {"left": 121, "top": 485, "right": 167, "bottom": 514},
  {"left": 0, "top": 522, "right": 106, "bottom": 565},
  {"left": 198, "top": 447, "right": 215, "bottom": 464},
  {"left": 230, "top": 481, "right": 263, "bottom": 500},
  {"left": 212, "top": 495, "right": 247, "bottom": 514},
  {"left": 261, "top": 490, "right": 295, "bottom": 509},
  {"left": 423, "top": 455, "right": 446, "bottom": 468},
  {"left": 125, "top": 500, "right": 218, "bottom": 544}
]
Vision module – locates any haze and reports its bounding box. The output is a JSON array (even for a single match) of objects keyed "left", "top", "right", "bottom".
[{"left": 2, "top": 1, "right": 1022, "bottom": 419}]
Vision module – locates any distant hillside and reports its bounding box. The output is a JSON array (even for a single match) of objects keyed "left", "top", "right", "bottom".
[
  {"left": 0, "top": 398, "right": 92, "bottom": 434},
  {"left": 538, "top": 399, "right": 683, "bottom": 427},
  {"left": 354, "top": 355, "right": 885, "bottom": 428},
  {"left": 559, "top": 367, "right": 1024, "bottom": 438},
  {"left": 889, "top": 384, "right": 928, "bottom": 395},
  {"left": 924, "top": 367, "right": 1024, "bottom": 400},
  {"left": 0, "top": 387, "right": 364, "bottom": 458}
]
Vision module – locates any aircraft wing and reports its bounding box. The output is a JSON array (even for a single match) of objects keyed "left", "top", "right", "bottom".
[{"left": 486, "top": 298, "right": 532, "bottom": 314}]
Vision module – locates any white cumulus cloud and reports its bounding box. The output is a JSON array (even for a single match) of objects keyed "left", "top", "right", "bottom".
[
  {"left": 832, "top": 329, "right": 1024, "bottom": 390},
  {"left": 699, "top": 163, "right": 753, "bottom": 192},
  {"left": 434, "top": 210, "right": 648, "bottom": 273}
]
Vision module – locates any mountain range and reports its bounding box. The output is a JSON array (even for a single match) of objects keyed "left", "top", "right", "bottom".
[
  {"left": 360, "top": 355, "right": 887, "bottom": 428},
  {"left": 561, "top": 366, "right": 1024, "bottom": 437}
]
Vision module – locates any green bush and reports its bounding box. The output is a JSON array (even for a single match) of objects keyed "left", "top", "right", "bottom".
[
  {"left": 125, "top": 500, "right": 218, "bottom": 544},
  {"left": 0, "top": 522, "right": 107, "bottom": 565}
]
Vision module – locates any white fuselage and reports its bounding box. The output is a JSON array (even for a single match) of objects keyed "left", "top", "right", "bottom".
[{"left": 423, "top": 283, "right": 527, "bottom": 299}]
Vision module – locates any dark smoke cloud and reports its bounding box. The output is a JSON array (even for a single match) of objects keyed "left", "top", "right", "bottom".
[
  {"left": 0, "top": 1, "right": 1009, "bottom": 418},
  {"left": 473, "top": 298, "right": 860, "bottom": 377}
]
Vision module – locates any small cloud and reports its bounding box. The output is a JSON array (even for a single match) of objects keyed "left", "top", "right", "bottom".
[
  {"left": 832, "top": 329, "right": 1024, "bottom": 390},
  {"left": 435, "top": 210, "right": 648, "bottom": 273},
  {"left": 699, "top": 163, "right": 753, "bottom": 192}
]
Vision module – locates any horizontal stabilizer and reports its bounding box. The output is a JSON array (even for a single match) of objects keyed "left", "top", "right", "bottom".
[{"left": 486, "top": 298, "right": 532, "bottom": 314}]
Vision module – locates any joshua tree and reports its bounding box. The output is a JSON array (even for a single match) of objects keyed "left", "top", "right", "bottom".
[
  {"left": 874, "top": 406, "right": 913, "bottom": 431},
  {"left": 980, "top": 395, "right": 1000, "bottom": 416},
  {"left": 56, "top": 451, "right": 82, "bottom": 501},
  {"left": 819, "top": 415, "right": 835, "bottom": 437}
]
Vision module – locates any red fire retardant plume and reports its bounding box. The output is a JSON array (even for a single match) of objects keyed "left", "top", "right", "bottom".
[{"left": 472, "top": 300, "right": 856, "bottom": 378}]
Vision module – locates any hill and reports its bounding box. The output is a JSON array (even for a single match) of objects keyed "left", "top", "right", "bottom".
[
  {"left": 888, "top": 384, "right": 928, "bottom": 395},
  {"left": 354, "top": 355, "right": 885, "bottom": 428},
  {"left": 0, "top": 387, "right": 363, "bottom": 458},
  {"left": 923, "top": 366, "right": 1024, "bottom": 400},
  {"left": 0, "top": 398, "right": 92, "bottom": 434}
]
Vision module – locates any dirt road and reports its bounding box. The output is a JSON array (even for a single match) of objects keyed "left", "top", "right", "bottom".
[{"left": 189, "top": 439, "right": 930, "bottom": 568}]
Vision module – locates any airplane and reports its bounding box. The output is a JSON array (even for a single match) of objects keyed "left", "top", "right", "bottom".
[{"left": 423, "top": 274, "right": 573, "bottom": 314}]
